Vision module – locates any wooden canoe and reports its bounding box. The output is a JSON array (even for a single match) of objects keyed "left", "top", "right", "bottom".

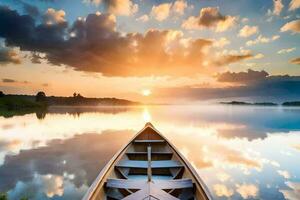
[{"left": 82, "top": 122, "right": 212, "bottom": 200}]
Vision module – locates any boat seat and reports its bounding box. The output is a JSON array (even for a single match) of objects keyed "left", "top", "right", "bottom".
[
  {"left": 107, "top": 179, "right": 145, "bottom": 189},
  {"left": 126, "top": 152, "right": 173, "bottom": 155},
  {"left": 134, "top": 140, "right": 165, "bottom": 143},
  {"left": 116, "top": 160, "right": 183, "bottom": 169},
  {"left": 154, "top": 179, "right": 193, "bottom": 190},
  {"left": 121, "top": 187, "right": 180, "bottom": 200},
  {"left": 106, "top": 178, "right": 193, "bottom": 190}
]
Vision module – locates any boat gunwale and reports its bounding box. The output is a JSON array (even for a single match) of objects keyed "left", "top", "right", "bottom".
[{"left": 82, "top": 123, "right": 213, "bottom": 200}]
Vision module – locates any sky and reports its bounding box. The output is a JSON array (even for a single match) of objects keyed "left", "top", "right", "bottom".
[{"left": 0, "top": 0, "right": 299, "bottom": 103}]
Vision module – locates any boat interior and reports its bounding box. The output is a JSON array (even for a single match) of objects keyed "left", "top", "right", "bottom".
[{"left": 84, "top": 123, "right": 210, "bottom": 200}]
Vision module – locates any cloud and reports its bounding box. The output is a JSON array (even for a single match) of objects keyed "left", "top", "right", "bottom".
[
  {"left": 213, "top": 54, "right": 253, "bottom": 66},
  {"left": 213, "top": 37, "right": 230, "bottom": 48},
  {"left": 150, "top": 1, "right": 188, "bottom": 21},
  {"left": 172, "top": 0, "right": 188, "bottom": 16},
  {"left": 0, "top": 131, "right": 134, "bottom": 191},
  {"left": 280, "top": 181, "right": 300, "bottom": 200},
  {"left": 217, "top": 69, "right": 269, "bottom": 83},
  {"left": 278, "top": 170, "right": 291, "bottom": 179},
  {"left": 39, "top": 174, "right": 64, "bottom": 198},
  {"left": 281, "top": 19, "right": 300, "bottom": 34},
  {"left": 216, "top": 172, "right": 231, "bottom": 182},
  {"left": 0, "top": 140, "right": 21, "bottom": 151},
  {"left": 253, "top": 53, "right": 264, "bottom": 59},
  {"left": 0, "top": 6, "right": 261, "bottom": 77},
  {"left": 290, "top": 57, "right": 300, "bottom": 64},
  {"left": 151, "top": 3, "right": 172, "bottom": 21},
  {"left": 182, "top": 7, "right": 237, "bottom": 32},
  {"left": 43, "top": 8, "right": 66, "bottom": 24},
  {"left": 213, "top": 184, "right": 234, "bottom": 197},
  {"left": 83, "top": 0, "right": 102, "bottom": 6},
  {"left": 241, "top": 18, "right": 249, "bottom": 23},
  {"left": 238, "top": 25, "right": 259, "bottom": 37},
  {"left": 105, "top": 0, "right": 138, "bottom": 16},
  {"left": 236, "top": 183, "right": 259, "bottom": 199},
  {"left": 2, "top": 78, "right": 32, "bottom": 85},
  {"left": 2, "top": 78, "right": 16, "bottom": 83},
  {"left": 0, "top": 47, "right": 21, "bottom": 65},
  {"left": 246, "top": 34, "right": 280, "bottom": 46},
  {"left": 136, "top": 14, "right": 149, "bottom": 22},
  {"left": 19, "top": 1, "right": 40, "bottom": 18},
  {"left": 289, "top": 0, "right": 300, "bottom": 11},
  {"left": 157, "top": 72, "right": 300, "bottom": 101},
  {"left": 293, "top": 144, "right": 300, "bottom": 151},
  {"left": 273, "top": 0, "right": 284, "bottom": 15},
  {"left": 278, "top": 47, "right": 296, "bottom": 54}
]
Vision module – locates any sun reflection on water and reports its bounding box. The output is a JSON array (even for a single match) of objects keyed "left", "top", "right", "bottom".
[{"left": 142, "top": 106, "right": 152, "bottom": 122}]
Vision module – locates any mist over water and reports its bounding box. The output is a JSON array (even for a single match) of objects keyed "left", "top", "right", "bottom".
[{"left": 0, "top": 105, "right": 300, "bottom": 200}]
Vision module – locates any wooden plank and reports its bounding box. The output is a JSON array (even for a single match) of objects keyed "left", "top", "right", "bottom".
[
  {"left": 153, "top": 179, "right": 193, "bottom": 189},
  {"left": 116, "top": 160, "right": 183, "bottom": 169},
  {"left": 106, "top": 179, "right": 146, "bottom": 189},
  {"left": 134, "top": 140, "right": 165, "bottom": 143},
  {"left": 147, "top": 146, "right": 152, "bottom": 182},
  {"left": 126, "top": 152, "right": 173, "bottom": 155},
  {"left": 150, "top": 185, "right": 180, "bottom": 200},
  {"left": 121, "top": 188, "right": 149, "bottom": 200},
  {"left": 152, "top": 160, "right": 183, "bottom": 168}
]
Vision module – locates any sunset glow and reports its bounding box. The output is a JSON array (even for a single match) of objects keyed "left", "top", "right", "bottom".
[
  {"left": 142, "top": 89, "right": 151, "bottom": 96},
  {"left": 0, "top": 0, "right": 299, "bottom": 103},
  {"left": 0, "top": 1, "right": 300, "bottom": 199}
]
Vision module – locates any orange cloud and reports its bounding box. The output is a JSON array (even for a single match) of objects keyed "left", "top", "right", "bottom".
[
  {"left": 0, "top": 7, "right": 252, "bottom": 77},
  {"left": 280, "top": 182, "right": 300, "bottom": 200},
  {"left": 182, "top": 7, "right": 237, "bottom": 32},
  {"left": 43, "top": 8, "right": 66, "bottom": 25},
  {"left": 136, "top": 14, "right": 149, "bottom": 22},
  {"left": 238, "top": 25, "right": 259, "bottom": 38},
  {"left": 277, "top": 170, "right": 291, "bottom": 179},
  {"left": 290, "top": 57, "right": 300, "bottom": 65},
  {"left": 151, "top": 3, "right": 172, "bottom": 21},
  {"left": 0, "top": 47, "right": 21, "bottom": 65},
  {"left": 246, "top": 35, "right": 280, "bottom": 46},
  {"left": 273, "top": 0, "right": 284, "bottom": 16},
  {"left": 213, "top": 184, "right": 234, "bottom": 197},
  {"left": 289, "top": 0, "right": 300, "bottom": 11},
  {"left": 281, "top": 19, "right": 300, "bottom": 34},
  {"left": 236, "top": 183, "right": 259, "bottom": 199},
  {"left": 106, "top": 0, "right": 138, "bottom": 16},
  {"left": 173, "top": 0, "right": 188, "bottom": 15}
]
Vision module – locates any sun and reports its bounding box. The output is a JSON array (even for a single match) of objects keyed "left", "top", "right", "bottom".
[{"left": 142, "top": 89, "right": 151, "bottom": 96}]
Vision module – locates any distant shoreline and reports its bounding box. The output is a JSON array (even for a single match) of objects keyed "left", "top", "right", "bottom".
[
  {"left": 220, "top": 101, "right": 300, "bottom": 106},
  {"left": 0, "top": 92, "right": 141, "bottom": 111}
]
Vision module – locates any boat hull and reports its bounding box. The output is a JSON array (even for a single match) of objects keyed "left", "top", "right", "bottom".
[{"left": 83, "top": 123, "right": 212, "bottom": 200}]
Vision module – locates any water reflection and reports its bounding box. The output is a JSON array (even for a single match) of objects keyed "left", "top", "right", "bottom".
[{"left": 0, "top": 105, "right": 300, "bottom": 200}]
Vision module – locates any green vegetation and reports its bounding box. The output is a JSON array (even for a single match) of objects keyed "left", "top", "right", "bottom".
[
  {"left": 0, "top": 91, "right": 139, "bottom": 118},
  {"left": 0, "top": 95, "right": 46, "bottom": 110},
  {"left": 0, "top": 192, "right": 29, "bottom": 200},
  {"left": 0, "top": 192, "right": 7, "bottom": 200},
  {"left": 282, "top": 101, "right": 300, "bottom": 106},
  {"left": 220, "top": 101, "right": 278, "bottom": 106}
]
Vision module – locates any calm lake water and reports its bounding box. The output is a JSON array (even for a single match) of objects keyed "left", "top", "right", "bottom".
[{"left": 0, "top": 105, "right": 300, "bottom": 200}]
